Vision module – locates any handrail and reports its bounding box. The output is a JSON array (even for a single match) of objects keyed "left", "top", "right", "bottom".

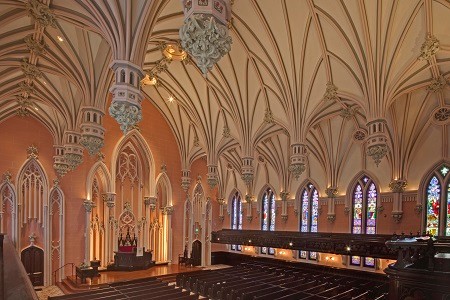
[{"left": 53, "top": 263, "right": 74, "bottom": 284}]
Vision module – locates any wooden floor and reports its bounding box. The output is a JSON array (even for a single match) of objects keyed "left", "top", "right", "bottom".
[{"left": 67, "top": 263, "right": 199, "bottom": 287}]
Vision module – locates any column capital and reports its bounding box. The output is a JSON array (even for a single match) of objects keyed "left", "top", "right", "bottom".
[
  {"left": 83, "top": 199, "right": 96, "bottom": 212},
  {"left": 161, "top": 206, "right": 174, "bottom": 215},
  {"left": 144, "top": 196, "right": 157, "bottom": 210},
  {"left": 325, "top": 186, "right": 338, "bottom": 198},
  {"left": 102, "top": 192, "right": 116, "bottom": 208},
  {"left": 389, "top": 179, "right": 407, "bottom": 193}
]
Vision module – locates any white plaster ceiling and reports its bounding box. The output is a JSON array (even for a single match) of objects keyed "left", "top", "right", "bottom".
[{"left": 0, "top": 0, "right": 449, "bottom": 195}]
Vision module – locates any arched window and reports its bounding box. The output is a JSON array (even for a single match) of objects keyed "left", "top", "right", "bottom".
[
  {"left": 424, "top": 165, "right": 450, "bottom": 236},
  {"left": 351, "top": 175, "right": 378, "bottom": 267},
  {"left": 230, "top": 192, "right": 242, "bottom": 251},
  {"left": 261, "top": 187, "right": 275, "bottom": 255},
  {"left": 299, "top": 183, "right": 319, "bottom": 260}
]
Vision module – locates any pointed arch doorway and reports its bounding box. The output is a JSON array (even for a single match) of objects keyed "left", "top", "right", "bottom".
[{"left": 21, "top": 245, "right": 44, "bottom": 286}]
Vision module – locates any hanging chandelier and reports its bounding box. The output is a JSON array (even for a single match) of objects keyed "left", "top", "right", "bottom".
[{"left": 179, "top": 0, "right": 232, "bottom": 75}]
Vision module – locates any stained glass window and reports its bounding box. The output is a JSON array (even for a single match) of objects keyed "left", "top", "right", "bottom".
[
  {"left": 441, "top": 166, "right": 449, "bottom": 177},
  {"left": 426, "top": 176, "right": 440, "bottom": 236},
  {"left": 231, "top": 192, "right": 242, "bottom": 251},
  {"left": 352, "top": 184, "right": 363, "bottom": 234},
  {"left": 261, "top": 188, "right": 275, "bottom": 255},
  {"left": 364, "top": 257, "right": 375, "bottom": 267},
  {"left": 298, "top": 183, "right": 319, "bottom": 260},
  {"left": 351, "top": 176, "right": 378, "bottom": 268},
  {"left": 351, "top": 256, "right": 361, "bottom": 266},
  {"left": 423, "top": 165, "right": 450, "bottom": 237},
  {"left": 447, "top": 185, "right": 450, "bottom": 236}
]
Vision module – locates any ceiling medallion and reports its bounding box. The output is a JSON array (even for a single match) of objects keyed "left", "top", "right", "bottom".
[
  {"left": 179, "top": 0, "right": 232, "bottom": 75},
  {"left": 353, "top": 129, "right": 367, "bottom": 142},
  {"left": 432, "top": 106, "right": 450, "bottom": 125}
]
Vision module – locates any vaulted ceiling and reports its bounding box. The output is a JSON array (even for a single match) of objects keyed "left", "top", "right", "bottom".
[{"left": 0, "top": 0, "right": 449, "bottom": 196}]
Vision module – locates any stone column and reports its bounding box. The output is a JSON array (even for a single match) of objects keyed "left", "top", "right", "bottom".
[
  {"left": 103, "top": 193, "right": 115, "bottom": 265},
  {"left": 217, "top": 198, "right": 225, "bottom": 222},
  {"left": 83, "top": 199, "right": 96, "bottom": 264},
  {"left": 389, "top": 179, "right": 407, "bottom": 223},
  {"left": 280, "top": 192, "right": 289, "bottom": 222},
  {"left": 162, "top": 206, "right": 174, "bottom": 263},
  {"left": 325, "top": 187, "right": 338, "bottom": 223},
  {"left": 245, "top": 195, "right": 253, "bottom": 222},
  {"left": 144, "top": 196, "right": 157, "bottom": 251}
]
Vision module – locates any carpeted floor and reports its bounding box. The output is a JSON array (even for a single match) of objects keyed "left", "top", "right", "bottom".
[{"left": 35, "top": 285, "right": 64, "bottom": 300}]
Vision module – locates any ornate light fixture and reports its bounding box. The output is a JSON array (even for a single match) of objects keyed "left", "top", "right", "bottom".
[
  {"left": 79, "top": 106, "right": 105, "bottom": 156},
  {"left": 179, "top": 0, "right": 232, "bottom": 75}
]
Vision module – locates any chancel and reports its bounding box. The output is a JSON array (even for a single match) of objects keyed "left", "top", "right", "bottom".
[{"left": 0, "top": 0, "right": 449, "bottom": 300}]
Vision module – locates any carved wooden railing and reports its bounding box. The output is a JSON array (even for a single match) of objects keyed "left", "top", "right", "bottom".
[
  {"left": 384, "top": 235, "right": 450, "bottom": 300},
  {"left": 1, "top": 234, "right": 38, "bottom": 299},
  {"left": 385, "top": 234, "right": 450, "bottom": 270},
  {"left": 211, "top": 229, "right": 397, "bottom": 259}
]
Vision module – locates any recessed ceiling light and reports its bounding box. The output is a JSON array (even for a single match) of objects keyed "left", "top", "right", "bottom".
[
  {"left": 168, "top": 95, "right": 174, "bottom": 102},
  {"left": 57, "top": 36, "right": 64, "bottom": 42},
  {"left": 34, "top": 106, "right": 39, "bottom": 111}
]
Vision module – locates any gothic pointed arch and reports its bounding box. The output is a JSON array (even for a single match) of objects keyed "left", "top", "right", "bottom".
[
  {"left": 86, "top": 161, "right": 112, "bottom": 199},
  {"left": 296, "top": 180, "right": 320, "bottom": 260},
  {"left": 256, "top": 183, "right": 277, "bottom": 204},
  {"left": 0, "top": 175, "right": 18, "bottom": 248},
  {"left": 345, "top": 170, "right": 380, "bottom": 208},
  {"left": 16, "top": 147, "right": 52, "bottom": 285},
  {"left": 228, "top": 189, "right": 243, "bottom": 251},
  {"left": 155, "top": 172, "right": 173, "bottom": 207},
  {"left": 347, "top": 172, "right": 379, "bottom": 268},
  {"left": 110, "top": 129, "right": 156, "bottom": 194},
  {"left": 418, "top": 160, "right": 450, "bottom": 236},
  {"left": 259, "top": 184, "right": 276, "bottom": 255},
  {"left": 48, "top": 184, "right": 65, "bottom": 282}
]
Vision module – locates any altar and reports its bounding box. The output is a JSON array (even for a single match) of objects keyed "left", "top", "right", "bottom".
[
  {"left": 109, "top": 250, "right": 154, "bottom": 271},
  {"left": 107, "top": 229, "right": 155, "bottom": 271}
]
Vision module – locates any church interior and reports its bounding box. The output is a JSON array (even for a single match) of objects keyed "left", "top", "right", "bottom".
[{"left": 0, "top": 0, "right": 449, "bottom": 299}]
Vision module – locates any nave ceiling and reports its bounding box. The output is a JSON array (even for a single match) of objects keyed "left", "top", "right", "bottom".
[{"left": 0, "top": 0, "right": 449, "bottom": 196}]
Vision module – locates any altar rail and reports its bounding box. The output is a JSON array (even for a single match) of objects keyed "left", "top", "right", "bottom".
[{"left": 211, "top": 229, "right": 397, "bottom": 259}]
